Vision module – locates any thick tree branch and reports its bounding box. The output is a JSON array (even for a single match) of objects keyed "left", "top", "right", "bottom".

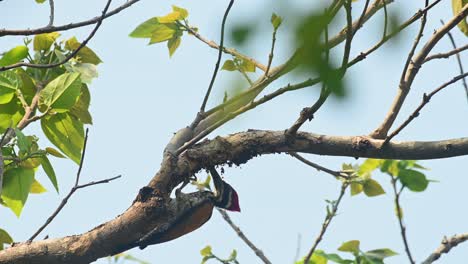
[{"left": 421, "top": 233, "right": 468, "bottom": 264}]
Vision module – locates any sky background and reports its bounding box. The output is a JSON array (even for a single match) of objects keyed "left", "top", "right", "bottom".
[{"left": 1, "top": 0, "right": 468, "bottom": 263}]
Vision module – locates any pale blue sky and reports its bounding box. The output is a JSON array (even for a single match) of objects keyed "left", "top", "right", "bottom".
[{"left": 1, "top": 1, "right": 468, "bottom": 263}]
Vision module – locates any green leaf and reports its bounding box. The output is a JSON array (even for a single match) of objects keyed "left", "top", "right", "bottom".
[
  {"left": 35, "top": 0, "right": 47, "bottom": 3},
  {"left": 67, "top": 63, "right": 98, "bottom": 84},
  {"left": 41, "top": 112, "right": 84, "bottom": 164},
  {"left": 200, "top": 245, "right": 212, "bottom": 257},
  {"left": 41, "top": 156, "right": 59, "bottom": 193},
  {"left": 129, "top": 17, "right": 160, "bottom": 38},
  {"left": 365, "top": 248, "right": 398, "bottom": 260},
  {"left": 338, "top": 240, "right": 360, "bottom": 254},
  {"left": 157, "top": 11, "right": 182, "bottom": 23},
  {"left": 452, "top": 0, "right": 468, "bottom": 36},
  {"left": 70, "top": 85, "right": 92, "bottom": 124},
  {"left": 221, "top": 60, "right": 237, "bottom": 71},
  {"left": 17, "top": 68, "right": 36, "bottom": 105},
  {"left": 30, "top": 179, "right": 47, "bottom": 194},
  {"left": 231, "top": 25, "right": 251, "bottom": 45},
  {"left": 271, "top": 13, "right": 283, "bottom": 30},
  {"left": 0, "top": 46, "right": 29, "bottom": 67},
  {"left": 350, "top": 182, "right": 363, "bottom": 196},
  {"left": 149, "top": 24, "right": 177, "bottom": 44},
  {"left": 14, "top": 128, "right": 30, "bottom": 154},
  {"left": 363, "top": 179, "right": 385, "bottom": 197},
  {"left": 228, "top": 249, "right": 237, "bottom": 261},
  {"left": 1, "top": 167, "right": 35, "bottom": 217},
  {"left": 65, "top": 37, "right": 102, "bottom": 65},
  {"left": 0, "top": 228, "right": 13, "bottom": 250},
  {"left": 358, "top": 159, "right": 382, "bottom": 177},
  {"left": 201, "top": 255, "right": 215, "bottom": 264},
  {"left": 39, "top": 72, "right": 82, "bottom": 112},
  {"left": 380, "top": 160, "right": 398, "bottom": 176},
  {"left": 172, "top": 5, "right": 189, "bottom": 19},
  {"left": 33, "top": 32, "right": 60, "bottom": 51},
  {"left": 45, "top": 147, "right": 66, "bottom": 158},
  {"left": 398, "top": 169, "right": 429, "bottom": 192},
  {"left": 0, "top": 71, "right": 21, "bottom": 104},
  {"left": 167, "top": 36, "right": 182, "bottom": 57},
  {"left": 0, "top": 98, "right": 24, "bottom": 133},
  {"left": 315, "top": 251, "right": 354, "bottom": 264},
  {"left": 240, "top": 59, "right": 255, "bottom": 72}
]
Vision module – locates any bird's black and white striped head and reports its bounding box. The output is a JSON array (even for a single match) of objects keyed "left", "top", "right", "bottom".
[{"left": 209, "top": 168, "right": 241, "bottom": 212}]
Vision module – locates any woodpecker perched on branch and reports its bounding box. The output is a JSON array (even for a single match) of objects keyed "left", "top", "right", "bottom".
[{"left": 137, "top": 167, "right": 240, "bottom": 248}]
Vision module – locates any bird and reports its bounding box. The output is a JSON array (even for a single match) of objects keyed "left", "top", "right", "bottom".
[{"left": 137, "top": 167, "right": 240, "bottom": 248}]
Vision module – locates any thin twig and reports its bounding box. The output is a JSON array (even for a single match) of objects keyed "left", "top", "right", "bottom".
[
  {"left": 421, "top": 233, "right": 468, "bottom": 264},
  {"left": 265, "top": 22, "right": 278, "bottom": 76},
  {"left": 288, "top": 152, "right": 348, "bottom": 179},
  {"left": 0, "top": 0, "right": 140, "bottom": 37},
  {"left": 385, "top": 71, "right": 468, "bottom": 143},
  {"left": 200, "top": 0, "right": 235, "bottom": 112},
  {"left": 444, "top": 26, "right": 468, "bottom": 104},
  {"left": 0, "top": 0, "right": 113, "bottom": 72},
  {"left": 48, "top": 0, "right": 55, "bottom": 27},
  {"left": 217, "top": 208, "right": 272, "bottom": 264},
  {"left": 28, "top": 129, "right": 121, "bottom": 242},
  {"left": 391, "top": 178, "right": 415, "bottom": 264},
  {"left": 424, "top": 43, "right": 468, "bottom": 62},
  {"left": 0, "top": 128, "right": 11, "bottom": 196},
  {"left": 303, "top": 183, "right": 348, "bottom": 263}
]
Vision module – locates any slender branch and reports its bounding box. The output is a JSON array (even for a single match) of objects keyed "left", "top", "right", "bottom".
[
  {"left": 444, "top": 27, "right": 468, "bottom": 103},
  {"left": 304, "top": 183, "right": 348, "bottom": 263},
  {"left": 370, "top": 2, "right": 467, "bottom": 139},
  {"left": 385, "top": 71, "right": 468, "bottom": 143},
  {"left": 421, "top": 233, "right": 468, "bottom": 264},
  {"left": 0, "top": 0, "right": 140, "bottom": 37},
  {"left": 288, "top": 152, "right": 348, "bottom": 179},
  {"left": 424, "top": 43, "right": 468, "bottom": 62},
  {"left": 391, "top": 178, "right": 415, "bottom": 264},
  {"left": 217, "top": 209, "right": 271, "bottom": 264},
  {"left": 48, "top": 0, "right": 55, "bottom": 27},
  {"left": 28, "top": 129, "right": 121, "bottom": 242},
  {"left": 265, "top": 22, "right": 278, "bottom": 76},
  {"left": 0, "top": 0, "right": 112, "bottom": 72},
  {"left": 200, "top": 0, "right": 235, "bottom": 112}
]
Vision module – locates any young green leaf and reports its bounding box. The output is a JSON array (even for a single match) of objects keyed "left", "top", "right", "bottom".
[
  {"left": 41, "top": 112, "right": 84, "bottom": 164},
  {"left": 0, "top": 46, "right": 29, "bottom": 67},
  {"left": 129, "top": 17, "right": 160, "bottom": 38},
  {"left": 452, "top": 0, "right": 468, "bottom": 36},
  {"left": 363, "top": 179, "right": 385, "bottom": 197},
  {"left": 35, "top": 0, "right": 47, "bottom": 3},
  {"left": 41, "top": 156, "right": 59, "bottom": 192},
  {"left": 0, "top": 228, "right": 13, "bottom": 250},
  {"left": 33, "top": 32, "right": 60, "bottom": 51},
  {"left": 0, "top": 98, "right": 24, "bottom": 133},
  {"left": 172, "top": 5, "right": 189, "bottom": 19},
  {"left": 271, "top": 13, "right": 283, "bottom": 30},
  {"left": 16, "top": 68, "right": 36, "bottom": 105},
  {"left": 149, "top": 24, "right": 177, "bottom": 44},
  {"left": 70, "top": 85, "right": 93, "bottom": 124},
  {"left": 39, "top": 72, "right": 82, "bottom": 112},
  {"left": 240, "top": 59, "right": 255, "bottom": 72},
  {"left": 350, "top": 182, "right": 363, "bottom": 196},
  {"left": 398, "top": 169, "right": 429, "bottom": 192},
  {"left": 0, "top": 71, "right": 21, "bottom": 104},
  {"left": 14, "top": 128, "right": 30, "bottom": 154},
  {"left": 200, "top": 245, "right": 212, "bottom": 257},
  {"left": 45, "top": 147, "right": 66, "bottom": 158},
  {"left": 227, "top": 249, "right": 237, "bottom": 261},
  {"left": 365, "top": 248, "right": 398, "bottom": 260},
  {"left": 65, "top": 37, "right": 102, "bottom": 65},
  {"left": 338, "top": 240, "right": 360, "bottom": 254},
  {"left": 167, "top": 36, "right": 182, "bottom": 57},
  {"left": 1, "top": 167, "right": 35, "bottom": 217},
  {"left": 358, "top": 159, "right": 382, "bottom": 177},
  {"left": 157, "top": 12, "right": 182, "bottom": 23},
  {"left": 221, "top": 60, "right": 237, "bottom": 71},
  {"left": 30, "top": 179, "right": 47, "bottom": 194},
  {"left": 67, "top": 63, "right": 98, "bottom": 84}
]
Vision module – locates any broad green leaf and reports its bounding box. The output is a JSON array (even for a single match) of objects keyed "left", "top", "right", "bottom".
[
  {"left": 380, "top": 160, "right": 398, "bottom": 176},
  {"left": 41, "top": 156, "right": 59, "bottom": 192},
  {"left": 350, "top": 182, "right": 363, "bottom": 196},
  {"left": 398, "top": 169, "right": 429, "bottom": 192},
  {"left": 70, "top": 85, "right": 92, "bottom": 124},
  {"left": 365, "top": 248, "right": 398, "bottom": 260},
  {"left": 65, "top": 37, "right": 102, "bottom": 65},
  {"left": 363, "top": 179, "right": 385, "bottom": 197},
  {"left": 271, "top": 13, "right": 283, "bottom": 30},
  {"left": 129, "top": 17, "right": 160, "bottom": 38},
  {"left": 338, "top": 240, "right": 360, "bottom": 254},
  {"left": 221, "top": 60, "right": 237, "bottom": 71},
  {"left": 41, "top": 112, "right": 84, "bottom": 164},
  {"left": 200, "top": 245, "right": 212, "bottom": 256},
  {"left": 172, "top": 5, "right": 188, "bottom": 19},
  {"left": 67, "top": 63, "right": 98, "bottom": 84},
  {"left": 452, "top": 0, "right": 468, "bottom": 36},
  {"left": 0, "top": 46, "right": 29, "bottom": 67},
  {"left": 33, "top": 32, "right": 60, "bottom": 51},
  {"left": 0, "top": 71, "right": 20, "bottom": 104},
  {"left": 30, "top": 179, "right": 47, "bottom": 194},
  {"left": 14, "top": 128, "right": 30, "bottom": 154},
  {"left": 167, "top": 36, "right": 182, "bottom": 57},
  {"left": 17, "top": 68, "right": 36, "bottom": 105},
  {"left": 149, "top": 24, "right": 177, "bottom": 44},
  {"left": 1, "top": 167, "right": 35, "bottom": 217},
  {"left": 358, "top": 159, "right": 382, "bottom": 177},
  {"left": 0, "top": 98, "right": 24, "bottom": 133},
  {"left": 39, "top": 72, "right": 82, "bottom": 112},
  {"left": 46, "top": 147, "right": 66, "bottom": 158},
  {"left": 0, "top": 228, "right": 13, "bottom": 250},
  {"left": 240, "top": 59, "right": 255, "bottom": 72}
]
